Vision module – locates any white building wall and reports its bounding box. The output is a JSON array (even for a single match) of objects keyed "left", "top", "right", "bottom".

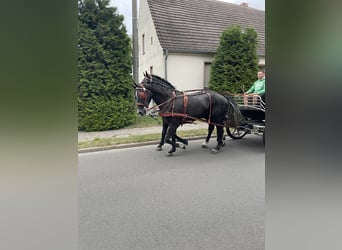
[
  {"left": 167, "top": 54, "right": 265, "bottom": 90},
  {"left": 138, "top": 0, "right": 164, "bottom": 82},
  {"left": 166, "top": 53, "right": 214, "bottom": 91}
]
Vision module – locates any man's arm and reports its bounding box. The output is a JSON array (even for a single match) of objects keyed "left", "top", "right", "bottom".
[{"left": 245, "top": 82, "right": 255, "bottom": 94}]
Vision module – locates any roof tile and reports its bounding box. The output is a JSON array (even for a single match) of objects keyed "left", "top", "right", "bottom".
[{"left": 147, "top": 0, "right": 265, "bottom": 56}]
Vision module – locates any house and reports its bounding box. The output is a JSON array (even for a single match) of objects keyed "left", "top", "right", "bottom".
[{"left": 138, "top": 0, "right": 265, "bottom": 90}]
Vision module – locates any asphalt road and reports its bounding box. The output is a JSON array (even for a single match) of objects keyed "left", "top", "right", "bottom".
[{"left": 79, "top": 136, "right": 264, "bottom": 250}]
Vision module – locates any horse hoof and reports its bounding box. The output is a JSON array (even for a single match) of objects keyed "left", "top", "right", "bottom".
[
  {"left": 175, "top": 142, "right": 180, "bottom": 148},
  {"left": 167, "top": 152, "right": 173, "bottom": 156},
  {"left": 201, "top": 142, "right": 208, "bottom": 148},
  {"left": 184, "top": 139, "right": 188, "bottom": 145},
  {"left": 156, "top": 146, "right": 162, "bottom": 151},
  {"left": 182, "top": 145, "right": 186, "bottom": 150},
  {"left": 211, "top": 148, "right": 219, "bottom": 153}
]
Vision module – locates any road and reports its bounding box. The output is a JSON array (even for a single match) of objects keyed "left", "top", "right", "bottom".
[{"left": 79, "top": 136, "right": 264, "bottom": 250}]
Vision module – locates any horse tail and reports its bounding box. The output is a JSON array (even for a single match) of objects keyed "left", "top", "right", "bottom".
[{"left": 225, "top": 97, "right": 243, "bottom": 127}]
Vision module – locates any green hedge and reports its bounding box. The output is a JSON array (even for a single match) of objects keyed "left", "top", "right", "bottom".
[
  {"left": 78, "top": 0, "right": 135, "bottom": 131},
  {"left": 78, "top": 96, "right": 136, "bottom": 131}
]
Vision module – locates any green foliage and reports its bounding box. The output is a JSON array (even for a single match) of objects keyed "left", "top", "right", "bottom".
[
  {"left": 209, "top": 25, "right": 259, "bottom": 94},
  {"left": 78, "top": 0, "right": 135, "bottom": 131},
  {"left": 78, "top": 96, "right": 136, "bottom": 131}
]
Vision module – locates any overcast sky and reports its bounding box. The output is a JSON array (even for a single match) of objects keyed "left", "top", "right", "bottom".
[{"left": 110, "top": 0, "right": 265, "bottom": 35}]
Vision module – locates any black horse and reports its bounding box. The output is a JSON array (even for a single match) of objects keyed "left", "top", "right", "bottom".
[
  {"left": 135, "top": 72, "right": 231, "bottom": 155},
  {"left": 135, "top": 85, "right": 188, "bottom": 151},
  {"left": 134, "top": 75, "right": 224, "bottom": 151}
]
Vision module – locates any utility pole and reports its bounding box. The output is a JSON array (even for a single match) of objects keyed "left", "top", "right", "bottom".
[{"left": 132, "top": 0, "right": 139, "bottom": 84}]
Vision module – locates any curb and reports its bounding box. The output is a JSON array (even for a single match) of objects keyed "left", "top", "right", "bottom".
[{"left": 78, "top": 136, "right": 206, "bottom": 154}]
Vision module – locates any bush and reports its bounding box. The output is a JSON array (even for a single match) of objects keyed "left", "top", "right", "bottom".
[
  {"left": 78, "top": 0, "right": 135, "bottom": 131},
  {"left": 209, "top": 25, "right": 259, "bottom": 94},
  {"left": 78, "top": 96, "right": 136, "bottom": 131}
]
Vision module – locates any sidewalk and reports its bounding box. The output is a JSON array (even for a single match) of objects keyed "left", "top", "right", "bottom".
[{"left": 78, "top": 122, "right": 209, "bottom": 142}]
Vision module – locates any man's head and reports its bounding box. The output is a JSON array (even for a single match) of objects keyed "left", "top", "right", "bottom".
[{"left": 257, "top": 70, "right": 265, "bottom": 80}]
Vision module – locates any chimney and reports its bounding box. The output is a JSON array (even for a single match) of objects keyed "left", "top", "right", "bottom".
[{"left": 240, "top": 2, "right": 248, "bottom": 7}]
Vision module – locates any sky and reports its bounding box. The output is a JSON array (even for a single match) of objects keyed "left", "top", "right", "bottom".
[{"left": 110, "top": 0, "right": 265, "bottom": 35}]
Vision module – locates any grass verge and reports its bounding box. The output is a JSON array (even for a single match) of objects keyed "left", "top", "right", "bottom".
[
  {"left": 78, "top": 128, "right": 214, "bottom": 149},
  {"left": 125, "top": 115, "right": 163, "bottom": 128}
]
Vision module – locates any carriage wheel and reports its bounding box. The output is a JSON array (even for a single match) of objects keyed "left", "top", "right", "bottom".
[{"left": 227, "top": 127, "right": 247, "bottom": 139}]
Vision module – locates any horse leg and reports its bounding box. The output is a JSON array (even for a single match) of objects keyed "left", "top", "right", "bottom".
[
  {"left": 201, "top": 124, "right": 215, "bottom": 148},
  {"left": 156, "top": 122, "right": 168, "bottom": 151},
  {"left": 221, "top": 127, "right": 227, "bottom": 147},
  {"left": 212, "top": 126, "right": 224, "bottom": 153},
  {"left": 158, "top": 120, "right": 182, "bottom": 150},
  {"left": 175, "top": 134, "right": 188, "bottom": 149},
  {"left": 165, "top": 124, "right": 178, "bottom": 155}
]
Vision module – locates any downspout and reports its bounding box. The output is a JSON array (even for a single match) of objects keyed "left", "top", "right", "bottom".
[
  {"left": 164, "top": 49, "right": 168, "bottom": 80},
  {"left": 132, "top": 0, "right": 139, "bottom": 84}
]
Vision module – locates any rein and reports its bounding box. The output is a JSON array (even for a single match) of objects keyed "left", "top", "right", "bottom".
[{"left": 145, "top": 92, "right": 176, "bottom": 111}]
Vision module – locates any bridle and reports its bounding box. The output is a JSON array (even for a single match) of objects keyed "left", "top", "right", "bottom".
[{"left": 135, "top": 84, "right": 151, "bottom": 108}]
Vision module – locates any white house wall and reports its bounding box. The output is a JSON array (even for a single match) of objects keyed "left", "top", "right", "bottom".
[
  {"left": 167, "top": 54, "right": 265, "bottom": 90},
  {"left": 167, "top": 53, "right": 214, "bottom": 91},
  {"left": 138, "top": 0, "right": 164, "bottom": 82}
]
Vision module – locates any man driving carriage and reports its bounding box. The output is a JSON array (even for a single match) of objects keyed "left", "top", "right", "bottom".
[{"left": 244, "top": 70, "right": 265, "bottom": 105}]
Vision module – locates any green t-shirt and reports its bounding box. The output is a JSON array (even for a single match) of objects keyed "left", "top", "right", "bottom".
[{"left": 246, "top": 78, "right": 265, "bottom": 95}]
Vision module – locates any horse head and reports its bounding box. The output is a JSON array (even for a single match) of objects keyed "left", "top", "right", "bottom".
[
  {"left": 134, "top": 81, "right": 153, "bottom": 116},
  {"left": 135, "top": 73, "right": 182, "bottom": 116}
]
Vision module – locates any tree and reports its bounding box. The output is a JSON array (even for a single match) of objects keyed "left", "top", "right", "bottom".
[
  {"left": 208, "top": 25, "right": 259, "bottom": 94},
  {"left": 78, "top": 0, "right": 136, "bottom": 131}
]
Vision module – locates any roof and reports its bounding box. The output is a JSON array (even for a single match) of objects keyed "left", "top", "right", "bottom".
[{"left": 146, "top": 0, "right": 265, "bottom": 56}]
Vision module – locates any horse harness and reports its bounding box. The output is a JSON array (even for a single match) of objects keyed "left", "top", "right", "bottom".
[
  {"left": 136, "top": 81, "right": 226, "bottom": 127},
  {"left": 156, "top": 91, "right": 224, "bottom": 127}
]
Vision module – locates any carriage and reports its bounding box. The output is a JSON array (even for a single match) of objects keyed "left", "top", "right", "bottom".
[
  {"left": 134, "top": 72, "right": 265, "bottom": 155},
  {"left": 226, "top": 94, "right": 265, "bottom": 145}
]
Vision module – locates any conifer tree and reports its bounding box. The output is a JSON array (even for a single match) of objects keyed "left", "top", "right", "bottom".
[
  {"left": 78, "top": 0, "right": 135, "bottom": 131},
  {"left": 209, "top": 25, "right": 259, "bottom": 94}
]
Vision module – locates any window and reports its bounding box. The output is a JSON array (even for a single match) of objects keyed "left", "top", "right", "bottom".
[{"left": 142, "top": 33, "right": 145, "bottom": 54}]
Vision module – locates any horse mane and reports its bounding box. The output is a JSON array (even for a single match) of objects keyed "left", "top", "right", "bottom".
[
  {"left": 153, "top": 74, "right": 177, "bottom": 90},
  {"left": 144, "top": 72, "right": 177, "bottom": 91}
]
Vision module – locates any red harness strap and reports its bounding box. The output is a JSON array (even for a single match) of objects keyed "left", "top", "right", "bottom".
[
  {"left": 171, "top": 91, "right": 176, "bottom": 117},
  {"left": 182, "top": 93, "right": 188, "bottom": 123},
  {"left": 159, "top": 92, "right": 189, "bottom": 122},
  {"left": 207, "top": 92, "right": 212, "bottom": 124}
]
